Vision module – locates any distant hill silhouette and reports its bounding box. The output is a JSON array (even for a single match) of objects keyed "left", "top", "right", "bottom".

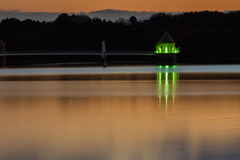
[{"left": 0, "top": 10, "right": 156, "bottom": 22}]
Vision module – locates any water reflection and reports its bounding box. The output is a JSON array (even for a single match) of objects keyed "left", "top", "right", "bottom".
[
  {"left": 1, "top": 77, "right": 240, "bottom": 159},
  {"left": 157, "top": 65, "right": 179, "bottom": 112}
]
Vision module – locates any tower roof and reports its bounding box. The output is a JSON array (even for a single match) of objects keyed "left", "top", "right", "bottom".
[
  {"left": 0, "top": 39, "right": 5, "bottom": 45},
  {"left": 159, "top": 31, "right": 175, "bottom": 43}
]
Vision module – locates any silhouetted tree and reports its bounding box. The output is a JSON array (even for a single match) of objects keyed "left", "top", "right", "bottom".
[
  {"left": 55, "top": 13, "right": 71, "bottom": 28},
  {"left": 129, "top": 16, "right": 137, "bottom": 25},
  {"left": 71, "top": 14, "right": 91, "bottom": 23},
  {"left": 115, "top": 18, "right": 129, "bottom": 25}
]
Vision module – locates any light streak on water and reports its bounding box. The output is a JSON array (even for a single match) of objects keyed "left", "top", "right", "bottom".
[{"left": 157, "top": 65, "right": 179, "bottom": 112}]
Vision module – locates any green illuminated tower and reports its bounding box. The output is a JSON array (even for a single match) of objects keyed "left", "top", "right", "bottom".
[
  {"left": 155, "top": 31, "right": 180, "bottom": 54},
  {"left": 155, "top": 31, "right": 180, "bottom": 64}
]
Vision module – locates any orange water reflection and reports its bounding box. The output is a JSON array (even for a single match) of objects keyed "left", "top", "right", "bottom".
[{"left": 0, "top": 81, "right": 240, "bottom": 159}]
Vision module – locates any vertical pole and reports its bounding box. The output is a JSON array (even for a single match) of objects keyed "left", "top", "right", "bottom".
[
  {"left": 0, "top": 45, "right": 5, "bottom": 67},
  {"left": 102, "top": 41, "right": 107, "bottom": 67}
]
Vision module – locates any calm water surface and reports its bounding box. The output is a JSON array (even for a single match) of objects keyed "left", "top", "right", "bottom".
[{"left": 1, "top": 78, "right": 240, "bottom": 159}]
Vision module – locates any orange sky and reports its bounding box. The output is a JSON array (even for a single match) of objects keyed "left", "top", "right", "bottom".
[{"left": 1, "top": 0, "right": 240, "bottom": 13}]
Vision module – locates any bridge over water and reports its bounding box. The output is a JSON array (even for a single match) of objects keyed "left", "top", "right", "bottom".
[
  {"left": 0, "top": 41, "right": 176, "bottom": 66},
  {"left": 0, "top": 51, "right": 154, "bottom": 56}
]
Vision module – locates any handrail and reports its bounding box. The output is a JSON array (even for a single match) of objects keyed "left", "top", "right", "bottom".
[{"left": 6, "top": 50, "right": 154, "bottom": 54}]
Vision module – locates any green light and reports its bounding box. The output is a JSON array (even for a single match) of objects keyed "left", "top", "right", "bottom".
[
  {"left": 172, "top": 72, "right": 177, "bottom": 81},
  {"left": 172, "top": 73, "right": 177, "bottom": 92},
  {"left": 155, "top": 42, "right": 180, "bottom": 54},
  {"left": 159, "top": 95, "right": 161, "bottom": 110},
  {"left": 165, "top": 81, "right": 169, "bottom": 107},
  {"left": 157, "top": 70, "right": 179, "bottom": 111},
  {"left": 157, "top": 65, "right": 162, "bottom": 68},
  {"left": 173, "top": 95, "right": 175, "bottom": 110},
  {"left": 158, "top": 73, "right": 161, "bottom": 84},
  {"left": 165, "top": 95, "right": 168, "bottom": 108},
  {"left": 165, "top": 65, "right": 169, "bottom": 68}
]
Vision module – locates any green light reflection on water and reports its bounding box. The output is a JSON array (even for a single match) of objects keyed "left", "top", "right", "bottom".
[{"left": 157, "top": 65, "right": 179, "bottom": 112}]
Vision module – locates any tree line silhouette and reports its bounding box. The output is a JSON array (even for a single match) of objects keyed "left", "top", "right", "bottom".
[{"left": 0, "top": 10, "right": 240, "bottom": 64}]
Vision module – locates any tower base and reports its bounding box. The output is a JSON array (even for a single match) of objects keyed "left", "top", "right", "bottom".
[{"left": 156, "top": 54, "right": 176, "bottom": 65}]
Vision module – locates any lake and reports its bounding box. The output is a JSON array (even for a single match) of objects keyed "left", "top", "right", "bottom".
[{"left": 0, "top": 65, "right": 240, "bottom": 160}]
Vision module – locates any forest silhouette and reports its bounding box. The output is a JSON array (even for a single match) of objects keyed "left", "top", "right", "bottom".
[{"left": 0, "top": 10, "right": 240, "bottom": 64}]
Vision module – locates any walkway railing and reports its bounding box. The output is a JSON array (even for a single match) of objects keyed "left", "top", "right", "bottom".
[
  {"left": 6, "top": 50, "right": 154, "bottom": 54},
  {"left": 6, "top": 50, "right": 102, "bottom": 54},
  {"left": 0, "top": 50, "right": 155, "bottom": 56}
]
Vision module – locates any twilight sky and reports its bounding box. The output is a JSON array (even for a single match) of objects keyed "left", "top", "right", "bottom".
[
  {"left": 0, "top": 0, "right": 239, "bottom": 21},
  {"left": 1, "top": 0, "right": 239, "bottom": 13}
]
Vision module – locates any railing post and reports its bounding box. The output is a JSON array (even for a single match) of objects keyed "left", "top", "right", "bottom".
[
  {"left": 0, "top": 45, "right": 5, "bottom": 67},
  {"left": 102, "top": 41, "right": 107, "bottom": 67}
]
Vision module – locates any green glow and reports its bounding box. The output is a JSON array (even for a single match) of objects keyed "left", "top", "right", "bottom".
[
  {"left": 155, "top": 42, "right": 180, "bottom": 54},
  {"left": 159, "top": 73, "right": 161, "bottom": 84},
  {"left": 172, "top": 65, "right": 178, "bottom": 68},
  {"left": 165, "top": 72, "right": 168, "bottom": 82},
  {"left": 158, "top": 76, "right": 162, "bottom": 110},
  {"left": 172, "top": 73, "right": 177, "bottom": 110},
  {"left": 172, "top": 95, "right": 175, "bottom": 111},
  {"left": 157, "top": 72, "right": 178, "bottom": 82},
  {"left": 172, "top": 73, "right": 176, "bottom": 95},
  {"left": 158, "top": 65, "right": 177, "bottom": 68},
  {"left": 159, "top": 95, "right": 161, "bottom": 111},
  {"left": 172, "top": 72, "right": 178, "bottom": 81},
  {"left": 165, "top": 80, "right": 169, "bottom": 107},
  {"left": 157, "top": 70, "right": 179, "bottom": 111},
  {"left": 165, "top": 95, "right": 168, "bottom": 108}
]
